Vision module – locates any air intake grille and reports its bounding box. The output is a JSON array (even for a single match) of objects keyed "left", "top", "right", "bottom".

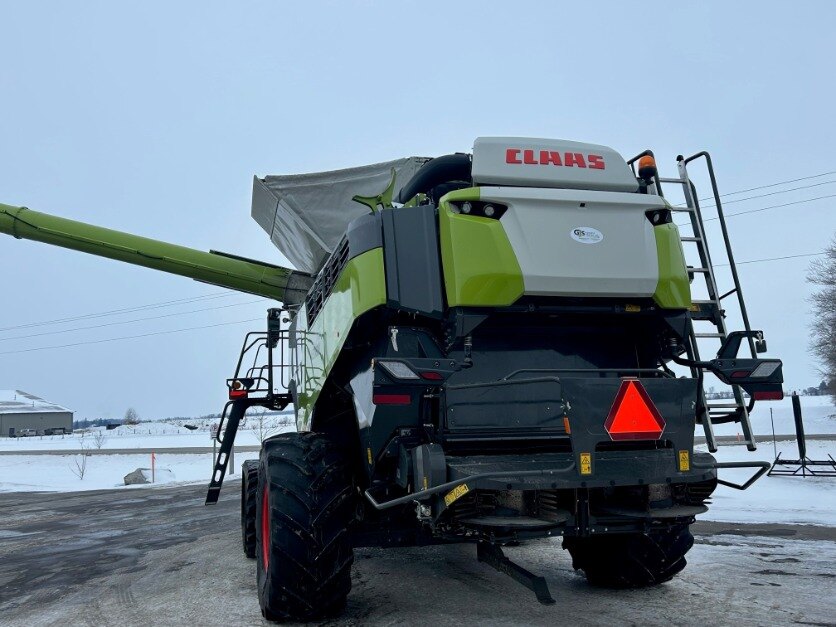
[{"left": 305, "top": 239, "right": 349, "bottom": 324}]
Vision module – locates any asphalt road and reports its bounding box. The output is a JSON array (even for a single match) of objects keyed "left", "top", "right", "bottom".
[{"left": 0, "top": 484, "right": 834, "bottom": 626}]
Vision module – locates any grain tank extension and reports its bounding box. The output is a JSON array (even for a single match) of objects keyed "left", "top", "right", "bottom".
[{"left": 0, "top": 137, "right": 785, "bottom": 622}]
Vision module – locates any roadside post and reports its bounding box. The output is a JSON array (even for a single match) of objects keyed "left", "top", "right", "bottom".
[
  {"left": 210, "top": 423, "right": 218, "bottom": 471},
  {"left": 151, "top": 451, "right": 156, "bottom": 483}
]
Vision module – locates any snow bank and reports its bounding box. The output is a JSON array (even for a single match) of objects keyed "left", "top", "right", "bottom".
[
  {"left": 0, "top": 415, "right": 295, "bottom": 451},
  {"left": 0, "top": 451, "right": 259, "bottom": 492}
]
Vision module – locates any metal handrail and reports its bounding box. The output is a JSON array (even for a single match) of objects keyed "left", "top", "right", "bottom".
[
  {"left": 502, "top": 368, "right": 674, "bottom": 381},
  {"left": 683, "top": 151, "right": 757, "bottom": 357},
  {"left": 692, "top": 459, "right": 770, "bottom": 490},
  {"left": 364, "top": 462, "right": 577, "bottom": 511}
]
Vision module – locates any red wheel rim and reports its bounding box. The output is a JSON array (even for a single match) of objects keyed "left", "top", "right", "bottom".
[{"left": 261, "top": 485, "right": 270, "bottom": 569}]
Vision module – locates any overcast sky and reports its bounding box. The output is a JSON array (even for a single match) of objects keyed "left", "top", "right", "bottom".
[{"left": 1, "top": 1, "right": 835, "bottom": 421}]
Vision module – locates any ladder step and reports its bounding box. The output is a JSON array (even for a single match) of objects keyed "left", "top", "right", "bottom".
[
  {"left": 707, "top": 403, "right": 743, "bottom": 409},
  {"left": 691, "top": 299, "right": 719, "bottom": 304},
  {"left": 670, "top": 207, "right": 695, "bottom": 212},
  {"left": 694, "top": 333, "right": 725, "bottom": 338},
  {"left": 680, "top": 237, "right": 703, "bottom": 242},
  {"left": 690, "top": 312, "right": 721, "bottom": 322},
  {"left": 690, "top": 268, "right": 710, "bottom": 273}
]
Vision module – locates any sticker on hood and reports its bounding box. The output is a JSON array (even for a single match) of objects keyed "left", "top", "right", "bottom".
[{"left": 570, "top": 227, "right": 604, "bottom": 244}]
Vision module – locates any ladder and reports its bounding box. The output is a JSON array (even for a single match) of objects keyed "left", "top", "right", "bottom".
[
  {"left": 206, "top": 308, "right": 292, "bottom": 504},
  {"left": 630, "top": 151, "right": 761, "bottom": 452}
]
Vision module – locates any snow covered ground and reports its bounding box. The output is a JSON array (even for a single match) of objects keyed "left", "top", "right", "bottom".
[
  {"left": 696, "top": 396, "right": 836, "bottom": 527},
  {"left": 0, "top": 413, "right": 294, "bottom": 493},
  {"left": 698, "top": 439, "right": 835, "bottom": 526},
  {"left": 0, "top": 450, "right": 261, "bottom": 492},
  {"left": 0, "top": 412, "right": 295, "bottom": 451}
]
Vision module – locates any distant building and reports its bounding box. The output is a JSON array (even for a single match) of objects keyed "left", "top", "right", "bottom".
[{"left": 0, "top": 390, "right": 73, "bottom": 437}]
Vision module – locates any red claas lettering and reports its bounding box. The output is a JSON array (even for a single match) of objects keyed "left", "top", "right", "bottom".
[{"left": 504, "top": 148, "right": 606, "bottom": 169}]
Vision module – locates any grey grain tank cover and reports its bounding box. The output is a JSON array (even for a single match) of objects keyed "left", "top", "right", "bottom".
[{"left": 252, "top": 157, "right": 429, "bottom": 275}]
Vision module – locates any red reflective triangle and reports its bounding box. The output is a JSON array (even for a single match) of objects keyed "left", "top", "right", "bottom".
[{"left": 604, "top": 379, "right": 665, "bottom": 441}]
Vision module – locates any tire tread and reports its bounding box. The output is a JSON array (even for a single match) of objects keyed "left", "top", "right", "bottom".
[
  {"left": 241, "top": 459, "right": 259, "bottom": 559},
  {"left": 256, "top": 432, "right": 354, "bottom": 622},
  {"left": 563, "top": 523, "right": 694, "bottom": 588}
]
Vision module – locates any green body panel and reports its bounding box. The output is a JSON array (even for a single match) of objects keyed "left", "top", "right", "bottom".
[
  {"left": 295, "top": 247, "right": 386, "bottom": 429},
  {"left": 652, "top": 223, "right": 692, "bottom": 309},
  {"left": 0, "top": 204, "right": 308, "bottom": 302},
  {"left": 438, "top": 189, "right": 525, "bottom": 307}
]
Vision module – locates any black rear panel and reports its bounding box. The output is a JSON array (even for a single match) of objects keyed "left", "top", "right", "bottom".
[
  {"left": 382, "top": 205, "right": 444, "bottom": 318},
  {"left": 436, "top": 310, "right": 695, "bottom": 455}
]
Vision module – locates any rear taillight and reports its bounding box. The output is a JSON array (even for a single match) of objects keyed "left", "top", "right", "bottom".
[
  {"left": 753, "top": 390, "right": 784, "bottom": 401},
  {"left": 229, "top": 379, "right": 248, "bottom": 400},
  {"left": 372, "top": 393, "right": 412, "bottom": 405}
]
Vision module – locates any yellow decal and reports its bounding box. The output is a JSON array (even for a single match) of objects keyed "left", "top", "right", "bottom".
[
  {"left": 625, "top": 304, "right": 641, "bottom": 313},
  {"left": 367, "top": 448, "right": 373, "bottom": 465},
  {"left": 423, "top": 476, "right": 429, "bottom": 491},
  {"left": 580, "top": 452, "right": 592, "bottom": 475},
  {"left": 444, "top": 483, "right": 470, "bottom": 506},
  {"left": 678, "top": 450, "right": 690, "bottom": 471}
]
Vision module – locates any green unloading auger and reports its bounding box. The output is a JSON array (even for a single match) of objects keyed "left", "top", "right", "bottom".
[{"left": 0, "top": 203, "right": 312, "bottom": 304}]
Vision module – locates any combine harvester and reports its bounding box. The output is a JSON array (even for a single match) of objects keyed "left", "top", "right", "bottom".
[{"left": 0, "top": 137, "right": 785, "bottom": 621}]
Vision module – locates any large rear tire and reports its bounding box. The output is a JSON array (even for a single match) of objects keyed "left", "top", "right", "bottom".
[
  {"left": 563, "top": 523, "right": 694, "bottom": 588},
  {"left": 256, "top": 432, "right": 355, "bottom": 622},
  {"left": 241, "top": 459, "right": 259, "bottom": 558}
]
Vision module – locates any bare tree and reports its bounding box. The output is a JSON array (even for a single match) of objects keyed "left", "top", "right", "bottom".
[
  {"left": 123, "top": 407, "right": 140, "bottom": 425},
  {"left": 808, "top": 237, "right": 836, "bottom": 402},
  {"left": 250, "top": 408, "right": 280, "bottom": 443},
  {"left": 70, "top": 444, "right": 89, "bottom": 479},
  {"left": 92, "top": 430, "right": 106, "bottom": 450}
]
